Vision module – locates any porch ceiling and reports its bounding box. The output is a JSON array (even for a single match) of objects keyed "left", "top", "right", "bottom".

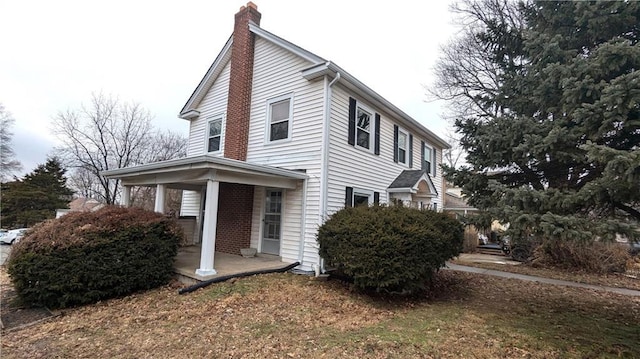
[{"left": 101, "top": 155, "right": 307, "bottom": 189}]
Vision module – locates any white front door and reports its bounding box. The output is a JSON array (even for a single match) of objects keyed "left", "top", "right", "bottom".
[{"left": 262, "top": 189, "right": 282, "bottom": 255}]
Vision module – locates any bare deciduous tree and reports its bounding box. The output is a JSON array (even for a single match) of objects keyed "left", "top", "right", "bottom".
[
  {"left": 428, "top": 0, "right": 525, "bottom": 121},
  {"left": 53, "top": 93, "right": 187, "bottom": 204},
  {"left": 0, "top": 104, "right": 23, "bottom": 181},
  {"left": 442, "top": 127, "right": 466, "bottom": 170}
]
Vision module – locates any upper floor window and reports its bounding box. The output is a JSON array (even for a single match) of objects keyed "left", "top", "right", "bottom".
[
  {"left": 397, "top": 129, "right": 408, "bottom": 164},
  {"left": 423, "top": 143, "right": 433, "bottom": 174},
  {"left": 394, "top": 125, "right": 413, "bottom": 167},
  {"left": 207, "top": 116, "right": 223, "bottom": 152},
  {"left": 356, "top": 106, "right": 372, "bottom": 149},
  {"left": 348, "top": 97, "right": 380, "bottom": 154},
  {"left": 267, "top": 94, "right": 293, "bottom": 142}
]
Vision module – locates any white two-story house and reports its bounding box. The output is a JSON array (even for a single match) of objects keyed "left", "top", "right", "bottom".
[{"left": 103, "top": 2, "right": 449, "bottom": 278}]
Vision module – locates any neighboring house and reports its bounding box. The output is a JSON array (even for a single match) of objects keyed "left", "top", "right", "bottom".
[
  {"left": 55, "top": 197, "right": 105, "bottom": 218},
  {"left": 442, "top": 184, "right": 478, "bottom": 219},
  {"left": 102, "top": 2, "right": 449, "bottom": 276}
]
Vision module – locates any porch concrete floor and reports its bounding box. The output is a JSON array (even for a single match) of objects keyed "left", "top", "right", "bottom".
[{"left": 174, "top": 245, "right": 288, "bottom": 283}]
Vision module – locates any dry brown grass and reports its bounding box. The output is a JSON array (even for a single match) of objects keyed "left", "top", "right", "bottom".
[{"left": 1, "top": 267, "right": 639, "bottom": 358}]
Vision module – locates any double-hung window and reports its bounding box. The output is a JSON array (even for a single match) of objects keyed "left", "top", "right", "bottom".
[
  {"left": 267, "top": 94, "right": 293, "bottom": 142},
  {"left": 397, "top": 130, "right": 408, "bottom": 164},
  {"left": 356, "top": 106, "right": 372, "bottom": 149},
  {"left": 394, "top": 125, "right": 413, "bottom": 167},
  {"left": 207, "top": 116, "right": 223, "bottom": 153},
  {"left": 348, "top": 97, "right": 380, "bottom": 154},
  {"left": 423, "top": 143, "right": 433, "bottom": 173}
]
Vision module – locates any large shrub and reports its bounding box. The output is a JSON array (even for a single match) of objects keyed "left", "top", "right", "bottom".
[
  {"left": 6, "top": 206, "right": 181, "bottom": 309},
  {"left": 318, "top": 205, "right": 463, "bottom": 294}
]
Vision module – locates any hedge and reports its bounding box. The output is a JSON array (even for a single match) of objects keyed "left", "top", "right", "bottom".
[{"left": 6, "top": 206, "right": 182, "bottom": 309}]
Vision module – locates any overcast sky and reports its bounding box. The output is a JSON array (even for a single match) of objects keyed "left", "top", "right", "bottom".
[{"left": 1, "top": 0, "right": 458, "bottom": 176}]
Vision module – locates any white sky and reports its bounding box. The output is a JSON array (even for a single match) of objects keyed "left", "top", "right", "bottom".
[{"left": 1, "top": 0, "right": 458, "bottom": 176}]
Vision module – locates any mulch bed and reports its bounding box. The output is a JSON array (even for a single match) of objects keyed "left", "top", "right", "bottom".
[{"left": 1, "top": 269, "right": 54, "bottom": 331}]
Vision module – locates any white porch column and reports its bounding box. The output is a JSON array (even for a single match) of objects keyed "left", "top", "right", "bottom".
[
  {"left": 154, "top": 184, "right": 166, "bottom": 213},
  {"left": 196, "top": 180, "right": 219, "bottom": 276},
  {"left": 121, "top": 185, "right": 131, "bottom": 207}
]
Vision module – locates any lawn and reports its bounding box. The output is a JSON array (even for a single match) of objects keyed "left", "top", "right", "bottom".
[{"left": 1, "top": 267, "right": 639, "bottom": 358}]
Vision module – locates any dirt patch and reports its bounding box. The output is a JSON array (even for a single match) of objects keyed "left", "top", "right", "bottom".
[{"left": 0, "top": 267, "right": 54, "bottom": 331}]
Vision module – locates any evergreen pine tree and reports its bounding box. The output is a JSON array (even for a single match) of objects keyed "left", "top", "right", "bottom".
[
  {"left": 439, "top": 1, "right": 640, "bottom": 242},
  {"left": 1, "top": 158, "right": 74, "bottom": 228}
]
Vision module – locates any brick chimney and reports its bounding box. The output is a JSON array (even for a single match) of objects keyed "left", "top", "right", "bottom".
[{"left": 224, "top": 2, "right": 261, "bottom": 161}]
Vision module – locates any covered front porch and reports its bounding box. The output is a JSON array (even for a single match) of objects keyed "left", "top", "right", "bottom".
[
  {"left": 102, "top": 155, "right": 308, "bottom": 282},
  {"left": 174, "top": 245, "right": 289, "bottom": 284}
]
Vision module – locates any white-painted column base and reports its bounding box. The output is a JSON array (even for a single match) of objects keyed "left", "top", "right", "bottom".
[{"left": 195, "top": 268, "right": 218, "bottom": 276}]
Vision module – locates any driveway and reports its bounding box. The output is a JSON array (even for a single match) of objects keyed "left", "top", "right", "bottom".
[{"left": 0, "top": 244, "right": 11, "bottom": 265}]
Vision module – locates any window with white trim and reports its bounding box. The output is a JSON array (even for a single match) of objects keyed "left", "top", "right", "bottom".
[
  {"left": 345, "top": 186, "right": 379, "bottom": 207},
  {"left": 356, "top": 106, "right": 372, "bottom": 150},
  {"left": 423, "top": 143, "right": 433, "bottom": 173},
  {"left": 207, "top": 116, "right": 223, "bottom": 152},
  {"left": 397, "top": 129, "right": 408, "bottom": 164},
  {"left": 267, "top": 95, "right": 293, "bottom": 142}
]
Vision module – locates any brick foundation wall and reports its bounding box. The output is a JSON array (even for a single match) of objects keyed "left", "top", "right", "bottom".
[
  {"left": 215, "top": 182, "right": 255, "bottom": 255},
  {"left": 224, "top": 2, "right": 261, "bottom": 161}
]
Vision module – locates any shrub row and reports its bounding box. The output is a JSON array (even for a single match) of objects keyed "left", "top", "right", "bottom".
[
  {"left": 7, "top": 206, "right": 182, "bottom": 309},
  {"left": 318, "top": 205, "right": 463, "bottom": 294}
]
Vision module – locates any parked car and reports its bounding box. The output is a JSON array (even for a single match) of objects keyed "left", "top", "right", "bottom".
[{"left": 0, "top": 228, "right": 30, "bottom": 244}]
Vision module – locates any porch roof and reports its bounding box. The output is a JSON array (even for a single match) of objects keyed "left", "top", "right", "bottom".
[
  {"left": 387, "top": 170, "right": 438, "bottom": 196},
  {"left": 101, "top": 155, "right": 308, "bottom": 190}
]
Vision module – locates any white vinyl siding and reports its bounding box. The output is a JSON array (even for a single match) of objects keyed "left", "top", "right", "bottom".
[
  {"left": 326, "top": 86, "right": 444, "bottom": 213},
  {"left": 245, "top": 38, "right": 325, "bottom": 269},
  {"left": 250, "top": 186, "right": 264, "bottom": 250},
  {"left": 179, "top": 190, "right": 201, "bottom": 217},
  {"left": 187, "top": 60, "right": 231, "bottom": 156}
]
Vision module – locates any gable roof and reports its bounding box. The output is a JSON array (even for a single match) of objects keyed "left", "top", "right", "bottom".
[
  {"left": 387, "top": 170, "right": 438, "bottom": 196},
  {"left": 179, "top": 22, "right": 449, "bottom": 149}
]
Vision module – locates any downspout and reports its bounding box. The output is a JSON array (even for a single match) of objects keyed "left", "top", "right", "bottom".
[
  {"left": 316, "top": 66, "right": 341, "bottom": 276},
  {"left": 297, "top": 177, "right": 308, "bottom": 265}
]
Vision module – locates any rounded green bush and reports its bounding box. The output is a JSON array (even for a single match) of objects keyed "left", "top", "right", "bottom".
[
  {"left": 6, "top": 206, "right": 182, "bottom": 309},
  {"left": 318, "top": 205, "right": 463, "bottom": 294}
]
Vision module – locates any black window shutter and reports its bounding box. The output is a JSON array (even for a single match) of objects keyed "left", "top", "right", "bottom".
[
  {"left": 374, "top": 191, "right": 380, "bottom": 205},
  {"left": 421, "top": 140, "right": 425, "bottom": 171},
  {"left": 433, "top": 147, "right": 437, "bottom": 176},
  {"left": 348, "top": 97, "right": 356, "bottom": 146},
  {"left": 374, "top": 113, "right": 380, "bottom": 155},
  {"left": 393, "top": 125, "right": 399, "bottom": 163},
  {"left": 408, "top": 134, "right": 413, "bottom": 168},
  {"left": 345, "top": 186, "right": 353, "bottom": 207}
]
